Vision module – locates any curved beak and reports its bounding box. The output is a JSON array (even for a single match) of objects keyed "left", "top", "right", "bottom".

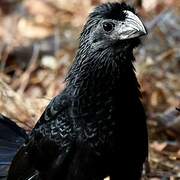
[{"left": 117, "top": 10, "right": 147, "bottom": 40}]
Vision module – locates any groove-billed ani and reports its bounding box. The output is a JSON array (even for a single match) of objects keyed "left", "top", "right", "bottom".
[{"left": 7, "top": 2, "right": 148, "bottom": 180}]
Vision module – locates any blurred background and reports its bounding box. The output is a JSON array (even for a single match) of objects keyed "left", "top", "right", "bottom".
[{"left": 0, "top": 0, "right": 179, "bottom": 179}]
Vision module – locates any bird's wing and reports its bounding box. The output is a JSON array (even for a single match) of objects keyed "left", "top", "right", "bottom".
[
  {"left": 7, "top": 93, "right": 75, "bottom": 180},
  {"left": 34, "top": 92, "right": 70, "bottom": 129}
]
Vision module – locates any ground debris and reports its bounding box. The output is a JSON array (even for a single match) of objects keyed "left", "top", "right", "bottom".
[{"left": 0, "top": 0, "right": 179, "bottom": 178}]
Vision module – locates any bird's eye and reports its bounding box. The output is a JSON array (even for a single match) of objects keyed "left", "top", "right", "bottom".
[{"left": 102, "top": 22, "right": 115, "bottom": 32}]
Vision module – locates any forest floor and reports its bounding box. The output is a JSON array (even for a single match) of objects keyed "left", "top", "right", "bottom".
[{"left": 0, "top": 0, "right": 179, "bottom": 179}]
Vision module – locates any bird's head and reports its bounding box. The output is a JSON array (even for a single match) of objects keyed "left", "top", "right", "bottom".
[
  {"left": 66, "top": 3, "right": 147, "bottom": 84},
  {"left": 79, "top": 2, "right": 147, "bottom": 53}
]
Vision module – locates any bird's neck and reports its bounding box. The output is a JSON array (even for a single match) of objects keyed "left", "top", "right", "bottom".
[{"left": 66, "top": 50, "right": 141, "bottom": 103}]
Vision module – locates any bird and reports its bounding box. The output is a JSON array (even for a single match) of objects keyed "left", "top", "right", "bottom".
[{"left": 5, "top": 2, "right": 148, "bottom": 180}]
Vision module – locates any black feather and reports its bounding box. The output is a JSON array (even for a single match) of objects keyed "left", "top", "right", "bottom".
[{"left": 0, "top": 114, "right": 27, "bottom": 178}]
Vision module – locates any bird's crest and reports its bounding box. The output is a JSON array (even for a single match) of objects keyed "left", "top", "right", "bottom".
[{"left": 90, "top": 2, "right": 135, "bottom": 21}]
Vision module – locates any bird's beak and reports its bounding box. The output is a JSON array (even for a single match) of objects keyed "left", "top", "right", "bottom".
[{"left": 117, "top": 10, "right": 147, "bottom": 40}]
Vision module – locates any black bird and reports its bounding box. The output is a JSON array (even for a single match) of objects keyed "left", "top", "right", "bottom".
[{"left": 6, "top": 2, "right": 148, "bottom": 180}]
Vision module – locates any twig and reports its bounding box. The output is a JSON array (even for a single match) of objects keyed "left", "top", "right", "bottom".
[
  {"left": 54, "top": 25, "right": 61, "bottom": 57},
  {"left": 0, "top": 44, "right": 14, "bottom": 72},
  {"left": 145, "top": 8, "right": 171, "bottom": 32},
  {"left": 0, "top": 15, "right": 20, "bottom": 72},
  {"left": 17, "top": 44, "right": 40, "bottom": 94}
]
